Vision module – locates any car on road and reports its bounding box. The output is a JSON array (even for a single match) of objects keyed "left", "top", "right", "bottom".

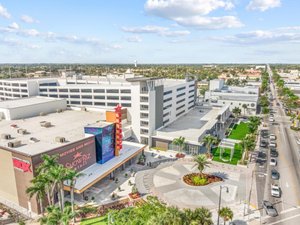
[
  {"left": 258, "top": 151, "right": 267, "bottom": 161},
  {"left": 262, "top": 200, "right": 278, "bottom": 217},
  {"left": 270, "top": 158, "right": 277, "bottom": 166},
  {"left": 269, "top": 117, "right": 275, "bottom": 122},
  {"left": 271, "top": 169, "right": 280, "bottom": 180},
  {"left": 260, "top": 140, "right": 268, "bottom": 148},
  {"left": 269, "top": 142, "right": 277, "bottom": 148},
  {"left": 296, "top": 138, "right": 300, "bottom": 145},
  {"left": 270, "top": 134, "right": 276, "bottom": 140},
  {"left": 270, "top": 149, "right": 279, "bottom": 157},
  {"left": 271, "top": 184, "right": 281, "bottom": 198},
  {"left": 261, "top": 130, "right": 269, "bottom": 138}
]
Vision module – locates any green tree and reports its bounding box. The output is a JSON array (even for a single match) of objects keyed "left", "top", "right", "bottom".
[
  {"left": 193, "top": 155, "right": 211, "bottom": 177},
  {"left": 242, "top": 104, "right": 248, "bottom": 116},
  {"left": 172, "top": 136, "right": 186, "bottom": 153},
  {"left": 241, "top": 134, "right": 256, "bottom": 162},
  {"left": 219, "top": 207, "right": 233, "bottom": 225},
  {"left": 26, "top": 178, "right": 46, "bottom": 215},
  {"left": 232, "top": 107, "right": 241, "bottom": 119},
  {"left": 202, "top": 134, "right": 218, "bottom": 155}
]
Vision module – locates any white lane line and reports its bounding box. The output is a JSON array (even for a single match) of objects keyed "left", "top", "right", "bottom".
[
  {"left": 266, "top": 213, "right": 300, "bottom": 225},
  {"left": 280, "top": 207, "right": 300, "bottom": 214}
]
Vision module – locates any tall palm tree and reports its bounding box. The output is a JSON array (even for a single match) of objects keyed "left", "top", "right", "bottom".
[
  {"left": 61, "top": 206, "right": 76, "bottom": 225},
  {"left": 248, "top": 116, "right": 261, "bottom": 133},
  {"left": 26, "top": 179, "right": 46, "bottom": 215},
  {"left": 65, "top": 169, "right": 84, "bottom": 217},
  {"left": 232, "top": 107, "right": 241, "bottom": 120},
  {"left": 202, "top": 134, "right": 218, "bottom": 155},
  {"left": 172, "top": 136, "right": 185, "bottom": 153},
  {"left": 219, "top": 207, "right": 233, "bottom": 225},
  {"left": 193, "top": 155, "right": 211, "bottom": 177},
  {"left": 242, "top": 104, "right": 248, "bottom": 116},
  {"left": 194, "top": 207, "right": 213, "bottom": 225},
  {"left": 39, "top": 205, "right": 62, "bottom": 225},
  {"left": 241, "top": 134, "right": 256, "bottom": 162}
]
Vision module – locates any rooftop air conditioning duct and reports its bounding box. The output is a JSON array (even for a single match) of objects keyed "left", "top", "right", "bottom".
[
  {"left": 17, "top": 129, "right": 27, "bottom": 135},
  {"left": 40, "top": 121, "right": 51, "bottom": 128},
  {"left": 8, "top": 140, "right": 21, "bottom": 148},
  {"left": 55, "top": 136, "right": 66, "bottom": 143},
  {"left": 29, "top": 137, "right": 39, "bottom": 143},
  {"left": 1, "top": 133, "right": 11, "bottom": 140}
]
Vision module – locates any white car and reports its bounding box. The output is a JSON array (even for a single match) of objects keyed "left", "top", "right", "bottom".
[
  {"left": 270, "top": 158, "right": 277, "bottom": 166},
  {"left": 271, "top": 184, "right": 281, "bottom": 198},
  {"left": 270, "top": 134, "right": 276, "bottom": 140},
  {"left": 269, "top": 141, "right": 277, "bottom": 148},
  {"left": 269, "top": 118, "right": 275, "bottom": 122},
  {"left": 296, "top": 138, "right": 300, "bottom": 145}
]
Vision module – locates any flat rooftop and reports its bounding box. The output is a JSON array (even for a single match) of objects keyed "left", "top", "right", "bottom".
[
  {"left": 153, "top": 106, "right": 223, "bottom": 145},
  {"left": 0, "top": 110, "right": 107, "bottom": 156},
  {"left": 0, "top": 97, "right": 64, "bottom": 109},
  {"left": 65, "top": 141, "right": 145, "bottom": 193}
]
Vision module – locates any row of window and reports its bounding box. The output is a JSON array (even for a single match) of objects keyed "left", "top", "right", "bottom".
[
  {"left": 163, "top": 104, "right": 172, "bottom": 110},
  {"left": 188, "top": 99, "right": 194, "bottom": 104},
  {"left": 176, "top": 98, "right": 185, "bottom": 104},
  {"left": 176, "top": 93, "right": 185, "bottom": 98},
  {"left": 163, "top": 90, "right": 172, "bottom": 95},
  {"left": 40, "top": 94, "right": 131, "bottom": 101},
  {"left": 163, "top": 119, "right": 170, "bottom": 125},
  {"left": 177, "top": 87, "right": 186, "bottom": 92},
  {"left": 0, "top": 88, "right": 27, "bottom": 92},
  {"left": 189, "top": 84, "right": 195, "bottom": 88},
  {"left": 163, "top": 97, "right": 172, "bottom": 103},
  {"left": 188, "top": 104, "right": 194, "bottom": 110},
  {"left": 66, "top": 100, "right": 131, "bottom": 107},
  {"left": 176, "top": 110, "right": 185, "bottom": 117},
  {"left": 39, "top": 82, "right": 57, "bottom": 87},
  {"left": 0, "top": 82, "right": 27, "bottom": 87},
  {"left": 40, "top": 88, "right": 131, "bottom": 94},
  {"left": 176, "top": 104, "right": 185, "bottom": 111}
]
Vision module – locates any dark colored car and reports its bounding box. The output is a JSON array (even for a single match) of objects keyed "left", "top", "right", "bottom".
[
  {"left": 258, "top": 151, "right": 267, "bottom": 160},
  {"left": 261, "top": 130, "right": 269, "bottom": 138},
  {"left": 276, "top": 102, "right": 280, "bottom": 106},
  {"left": 260, "top": 140, "right": 268, "bottom": 148},
  {"left": 262, "top": 201, "right": 278, "bottom": 217},
  {"left": 270, "top": 149, "right": 279, "bottom": 157},
  {"left": 271, "top": 169, "right": 280, "bottom": 180}
]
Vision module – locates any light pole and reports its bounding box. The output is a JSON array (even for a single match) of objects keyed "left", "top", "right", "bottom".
[{"left": 217, "top": 185, "right": 229, "bottom": 225}]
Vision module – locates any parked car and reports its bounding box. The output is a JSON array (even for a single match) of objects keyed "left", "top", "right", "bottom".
[
  {"left": 271, "top": 184, "right": 281, "bottom": 198},
  {"left": 260, "top": 140, "right": 268, "bottom": 148},
  {"left": 270, "top": 134, "right": 276, "bottom": 140},
  {"left": 270, "top": 158, "right": 277, "bottom": 166},
  {"left": 262, "top": 201, "right": 278, "bottom": 217},
  {"left": 276, "top": 102, "right": 280, "bottom": 106},
  {"left": 270, "top": 149, "right": 279, "bottom": 157},
  {"left": 269, "top": 142, "right": 277, "bottom": 148},
  {"left": 261, "top": 130, "right": 269, "bottom": 138},
  {"left": 296, "top": 138, "right": 300, "bottom": 145},
  {"left": 269, "top": 117, "right": 275, "bottom": 122},
  {"left": 271, "top": 169, "right": 280, "bottom": 180}
]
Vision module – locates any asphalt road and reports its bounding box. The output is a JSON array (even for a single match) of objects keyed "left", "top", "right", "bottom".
[{"left": 258, "top": 65, "right": 300, "bottom": 224}]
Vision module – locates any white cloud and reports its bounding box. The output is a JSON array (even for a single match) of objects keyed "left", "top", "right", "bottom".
[
  {"left": 126, "top": 35, "right": 142, "bottom": 43},
  {"left": 21, "top": 15, "right": 39, "bottom": 23},
  {"left": 22, "top": 29, "right": 40, "bottom": 37},
  {"left": 247, "top": 0, "right": 281, "bottom": 12},
  {"left": 122, "top": 25, "right": 190, "bottom": 37},
  {"left": 8, "top": 22, "right": 19, "bottom": 30},
  {"left": 144, "top": 0, "right": 240, "bottom": 29},
  {"left": 0, "top": 37, "right": 41, "bottom": 49},
  {"left": 214, "top": 27, "right": 300, "bottom": 44},
  {"left": 0, "top": 4, "right": 11, "bottom": 19},
  {"left": 174, "top": 16, "right": 243, "bottom": 29}
]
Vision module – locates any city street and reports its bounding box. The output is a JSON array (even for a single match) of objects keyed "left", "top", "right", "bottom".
[{"left": 253, "top": 66, "right": 300, "bottom": 224}]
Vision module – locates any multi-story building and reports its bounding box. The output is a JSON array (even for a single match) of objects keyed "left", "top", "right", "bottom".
[
  {"left": 205, "top": 79, "right": 259, "bottom": 115},
  {"left": 0, "top": 74, "right": 196, "bottom": 146}
]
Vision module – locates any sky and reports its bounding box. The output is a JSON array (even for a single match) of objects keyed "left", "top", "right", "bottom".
[{"left": 0, "top": 0, "right": 299, "bottom": 64}]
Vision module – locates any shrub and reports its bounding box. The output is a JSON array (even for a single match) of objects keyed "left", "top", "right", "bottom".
[{"left": 191, "top": 176, "right": 207, "bottom": 185}]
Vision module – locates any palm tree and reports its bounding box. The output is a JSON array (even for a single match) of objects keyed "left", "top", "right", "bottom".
[
  {"left": 242, "top": 104, "right": 248, "bottom": 116},
  {"left": 202, "top": 134, "right": 218, "bottom": 155},
  {"left": 241, "top": 134, "right": 256, "bottom": 162},
  {"left": 219, "top": 207, "right": 233, "bottom": 225},
  {"left": 65, "top": 169, "right": 84, "bottom": 217},
  {"left": 232, "top": 107, "right": 241, "bottom": 120},
  {"left": 39, "top": 205, "right": 62, "bottom": 225},
  {"left": 61, "top": 206, "right": 76, "bottom": 225},
  {"left": 26, "top": 179, "right": 46, "bottom": 215},
  {"left": 248, "top": 116, "right": 261, "bottom": 133},
  {"left": 194, "top": 207, "right": 213, "bottom": 225},
  {"left": 172, "top": 136, "right": 185, "bottom": 153},
  {"left": 193, "top": 155, "right": 211, "bottom": 177}
]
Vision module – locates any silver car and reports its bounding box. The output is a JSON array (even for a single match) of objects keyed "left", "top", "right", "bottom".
[{"left": 262, "top": 200, "right": 278, "bottom": 217}]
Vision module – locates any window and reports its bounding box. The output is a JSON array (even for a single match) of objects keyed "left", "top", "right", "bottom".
[
  {"left": 188, "top": 105, "right": 194, "bottom": 110},
  {"left": 49, "top": 94, "right": 58, "bottom": 98},
  {"left": 164, "top": 97, "right": 172, "bottom": 103},
  {"left": 107, "top": 102, "right": 118, "bottom": 107},
  {"left": 12, "top": 89, "right": 19, "bottom": 92},
  {"left": 121, "top": 96, "right": 131, "bottom": 100},
  {"left": 81, "top": 89, "right": 92, "bottom": 93},
  {"left": 59, "top": 95, "right": 68, "bottom": 98},
  {"left": 163, "top": 112, "right": 169, "bottom": 117},
  {"left": 141, "top": 121, "right": 149, "bottom": 126},
  {"left": 176, "top": 104, "right": 185, "bottom": 111},
  {"left": 39, "top": 88, "right": 47, "bottom": 92},
  {"left": 70, "top": 89, "right": 79, "bottom": 93},
  {"left": 39, "top": 82, "right": 56, "bottom": 86},
  {"left": 12, "top": 83, "right": 19, "bottom": 87},
  {"left": 107, "top": 96, "right": 119, "bottom": 100},
  {"left": 94, "top": 89, "right": 105, "bottom": 93},
  {"left": 40, "top": 94, "right": 47, "bottom": 97},
  {"left": 189, "top": 89, "right": 194, "bottom": 93},
  {"left": 188, "top": 99, "right": 194, "bottom": 104},
  {"left": 82, "top": 101, "right": 93, "bottom": 105},
  {"left": 94, "top": 95, "right": 105, "bottom": 99},
  {"left": 163, "top": 104, "right": 172, "bottom": 110},
  {"left": 176, "top": 99, "right": 185, "bottom": 104},
  {"left": 107, "top": 89, "right": 119, "bottom": 93},
  {"left": 163, "top": 119, "right": 169, "bottom": 125},
  {"left": 70, "top": 95, "right": 80, "bottom": 98},
  {"left": 177, "top": 93, "right": 185, "bottom": 98},
  {"left": 140, "top": 105, "right": 148, "bottom": 110},
  {"left": 59, "top": 89, "right": 68, "bottom": 92},
  {"left": 177, "top": 87, "right": 186, "bottom": 92},
  {"left": 95, "top": 102, "right": 105, "bottom": 106},
  {"left": 122, "top": 103, "right": 131, "bottom": 107},
  {"left": 120, "top": 89, "right": 131, "bottom": 93},
  {"left": 82, "top": 95, "right": 92, "bottom": 99},
  {"left": 189, "top": 84, "right": 195, "bottom": 88},
  {"left": 20, "top": 84, "right": 27, "bottom": 87},
  {"left": 49, "top": 89, "right": 57, "bottom": 92},
  {"left": 70, "top": 101, "right": 80, "bottom": 105},
  {"left": 141, "top": 113, "right": 148, "bottom": 118},
  {"left": 176, "top": 110, "right": 185, "bottom": 117},
  {"left": 164, "top": 90, "right": 172, "bottom": 95}
]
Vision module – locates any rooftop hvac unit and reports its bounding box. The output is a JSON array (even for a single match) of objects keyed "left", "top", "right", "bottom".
[
  {"left": 40, "top": 121, "right": 51, "bottom": 128},
  {"left": 1, "top": 133, "right": 11, "bottom": 140},
  {"left": 17, "top": 129, "right": 27, "bottom": 135},
  {"left": 40, "top": 112, "right": 47, "bottom": 116},
  {"left": 55, "top": 136, "right": 66, "bottom": 143},
  {"left": 7, "top": 140, "right": 21, "bottom": 148},
  {"left": 29, "top": 137, "right": 39, "bottom": 143}
]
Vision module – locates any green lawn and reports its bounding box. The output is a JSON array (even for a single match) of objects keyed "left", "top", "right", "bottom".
[
  {"left": 80, "top": 216, "right": 107, "bottom": 225},
  {"left": 212, "top": 144, "right": 243, "bottom": 165},
  {"left": 228, "top": 122, "right": 249, "bottom": 140}
]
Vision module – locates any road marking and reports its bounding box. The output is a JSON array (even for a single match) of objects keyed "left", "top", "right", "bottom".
[
  {"left": 280, "top": 207, "right": 300, "bottom": 214},
  {"left": 265, "top": 213, "right": 300, "bottom": 225}
]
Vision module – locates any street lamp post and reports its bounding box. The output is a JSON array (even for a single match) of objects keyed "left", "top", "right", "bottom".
[{"left": 217, "top": 185, "right": 229, "bottom": 225}]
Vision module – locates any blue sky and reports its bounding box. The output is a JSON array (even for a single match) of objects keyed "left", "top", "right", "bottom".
[{"left": 0, "top": 0, "right": 299, "bottom": 63}]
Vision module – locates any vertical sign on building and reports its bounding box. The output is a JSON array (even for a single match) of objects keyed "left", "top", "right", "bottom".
[{"left": 115, "top": 104, "right": 122, "bottom": 156}]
